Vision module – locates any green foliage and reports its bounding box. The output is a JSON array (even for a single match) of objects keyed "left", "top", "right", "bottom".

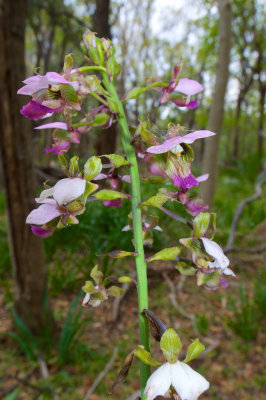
[
  {"left": 227, "top": 273, "right": 266, "bottom": 341},
  {"left": 58, "top": 293, "right": 91, "bottom": 365},
  {"left": 194, "top": 314, "right": 209, "bottom": 336}
]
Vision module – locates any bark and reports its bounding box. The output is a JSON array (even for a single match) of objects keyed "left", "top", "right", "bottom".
[
  {"left": 201, "top": 0, "right": 232, "bottom": 207},
  {"left": 0, "top": 0, "right": 47, "bottom": 332},
  {"left": 93, "top": 0, "right": 117, "bottom": 154}
]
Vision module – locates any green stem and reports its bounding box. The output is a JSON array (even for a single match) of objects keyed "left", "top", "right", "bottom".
[
  {"left": 101, "top": 73, "right": 150, "bottom": 398},
  {"left": 90, "top": 92, "right": 109, "bottom": 107},
  {"left": 78, "top": 66, "right": 106, "bottom": 73}
]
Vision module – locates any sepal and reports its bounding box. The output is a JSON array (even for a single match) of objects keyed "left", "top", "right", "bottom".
[
  {"left": 183, "top": 339, "right": 205, "bottom": 363},
  {"left": 160, "top": 328, "right": 182, "bottom": 363}
]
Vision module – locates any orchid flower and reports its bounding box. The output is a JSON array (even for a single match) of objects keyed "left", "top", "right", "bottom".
[
  {"left": 201, "top": 237, "right": 235, "bottom": 277},
  {"left": 18, "top": 72, "right": 80, "bottom": 120},
  {"left": 152, "top": 64, "right": 203, "bottom": 109},
  {"left": 146, "top": 130, "right": 215, "bottom": 155},
  {"left": 26, "top": 178, "right": 87, "bottom": 237},
  {"left": 35, "top": 122, "right": 88, "bottom": 154},
  {"left": 143, "top": 329, "right": 209, "bottom": 400}
]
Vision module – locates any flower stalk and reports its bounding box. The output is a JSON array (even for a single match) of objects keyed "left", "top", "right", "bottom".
[{"left": 101, "top": 72, "right": 150, "bottom": 398}]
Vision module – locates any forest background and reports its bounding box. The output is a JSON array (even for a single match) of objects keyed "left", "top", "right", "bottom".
[{"left": 0, "top": 0, "right": 265, "bottom": 399}]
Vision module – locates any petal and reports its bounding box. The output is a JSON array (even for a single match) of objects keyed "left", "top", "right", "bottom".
[
  {"left": 30, "top": 225, "right": 53, "bottom": 238},
  {"left": 26, "top": 203, "right": 61, "bottom": 225},
  {"left": 20, "top": 100, "right": 54, "bottom": 121},
  {"left": 45, "top": 141, "right": 71, "bottom": 154},
  {"left": 181, "top": 130, "right": 216, "bottom": 144},
  {"left": 53, "top": 178, "right": 86, "bottom": 205},
  {"left": 46, "top": 72, "right": 79, "bottom": 90},
  {"left": 35, "top": 122, "right": 68, "bottom": 130},
  {"left": 187, "top": 99, "right": 199, "bottom": 109},
  {"left": 144, "top": 363, "right": 172, "bottom": 400},
  {"left": 196, "top": 174, "right": 209, "bottom": 183},
  {"left": 171, "top": 362, "right": 209, "bottom": 400},
  {"left": 176, "top": 78, "right": 203, "bottom": 96},
  {"left": 173, "top": 173, "right": 199, "bottom": 190},
  {"left": 146, "top": 137, "right": 183, "bottom": 154},
  {"left": 223, "top": 268, "right": 236, "bottom": 277},
  {"left": 82, "top": 293, "right": 91, "bottom": 307},
  {"left": 201, "top": 238, "right": 230, "bottom": 270},
  {"left": 36, "top": 188, "right": 54, "bottom": 202}
]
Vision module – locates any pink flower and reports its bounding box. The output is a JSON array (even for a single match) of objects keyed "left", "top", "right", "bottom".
[
  {"left": 146, "top": 130, "right": 215, "bottom": 154},
  {"left": 18, "top": 72, "right": 80, "bottom": 120},
  {"left": 35, "top": 122, "right": 89, "bottom": 154},
  {"left": 153, "top": 65, "right": 203, "bottom": 109},
  {"left": 26, "top": 178, "right": 87, "bottom": 236}
]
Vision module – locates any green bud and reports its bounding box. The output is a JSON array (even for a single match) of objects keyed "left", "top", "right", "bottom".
[
  {"left": 84, "top": 156, "right": 102, "bottom": 181},
  {"left": 69, "top": 156, "right": 79, "bottom": 176},
  {"left": 160, "top": 328, "right": 182, "bottom": 363},
  {"left": 146, "top": 247, "right": 181, "bottom": 262},
  {"left": 134, "top": 345, "right": 161, "bottom": 367},
  {"left": 106, "top": 54, "right": 121, "bottom": 77},
  {"left": 63, "top": 54, "right": 73, "bottom": 76},
  {"left": 193, "top": 212, "right": 211, "bottom": 238},
  {"left": 183, "top": 338, "right": 205, "bottom": 363}
]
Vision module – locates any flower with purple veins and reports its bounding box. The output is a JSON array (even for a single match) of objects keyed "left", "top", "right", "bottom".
[{"left": 18, "top": 72, "right": 80, "bottom": 120}]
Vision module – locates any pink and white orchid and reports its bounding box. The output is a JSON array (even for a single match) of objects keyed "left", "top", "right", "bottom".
[
  {"left": 18, "top": 72, "right": 80, "bottom": 120},
  {"left": 152, "top": 64, "right": 204, "bottom": 109},
  {"left": 201, "top": 237, "right": 235, "bottom": 277},
  {"left": 26, "top": 178, "right": 87, "bottom": 237},
  {"left": 146, "top": 130, "right": 215, "bottom": 154}
]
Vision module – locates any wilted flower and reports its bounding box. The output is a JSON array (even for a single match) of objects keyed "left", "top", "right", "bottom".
[
  {"left": 18, "top": 72, "right": 80, "bottom": 120},
  {"left": 26, "top": 178, "right": 88, "bottom": 237}
]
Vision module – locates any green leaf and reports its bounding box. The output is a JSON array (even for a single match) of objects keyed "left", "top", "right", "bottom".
[
  {"left": 60, "top": 84, "right": 80, "bottom": 108},
  {"left": 69, "top": 156, "right": 79, "bottom": 176},
  {"left": 107, "top": 97, "right": 119, "bottom": 113},
  {"left": 193, "top": 212, "right": 210, "bottom": 238},
  {"left": 94, "top": 190, "right": 128, "bottom": 201},
  {"left": 63, "top": 54, "right": 73, "bottom": 75},
  {"left": 106, "top": 286, "right": 125, "bottom": 297},
  {"left": 102, "top": 154, "right": 129, "bottom": 168},
  {"left": 146, "top": 247, "right": 181, "bottom": 262},
  {"left": 84, "top": 156, "right": 102, "bottom": 181},
  {"left": 123, "top": 87, "right": 149, "bottom": 101},
  {"left": 84, "top": 182, "right": 98, "bottom": 197},
  {"left": 134, "top": 345, "right": 162, "bottom": 367},
  {"left": 140, "top": 194, "right": 173, "bottom": 208},
  {"left": 92, "top": 113, "right": 110, "bottom": 127},
  {"left": 107, "top": 54, "right": 121, "bottom": 77},
  {"left": 90, "top": 265, "right": 103, "bottom": 285},
  {"left": 118, "top": 276, "right": 134, "bottom": 283},
  {"left": 107, "top": 250, "right": 137, "bottom": 258},
  {"left": 179, "top": 238, "right": 205, "bottom": 257},
  {"left": 176, "top": 262, "right": 196, "bottom": 276},
  {"left": 85, "top": 75, "right": 101, "bottom": 93},
  {"left": 160, "top": 328, "right": 182, "bottom": 363},
  {"left": 82, "top": 280, "right": 96, "bottom": 294},
  {"left": 4, "top": 387, "right": 21, "bottom": 400},
  {"left": 183, "top": 339, "right": 205, "bottom": 363}
]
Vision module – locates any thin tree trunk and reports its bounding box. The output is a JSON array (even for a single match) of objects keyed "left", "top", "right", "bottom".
[
  {"left": 201, "top": 0, "right": 232, "bottom": 207},
  {"left": 93, "top": 0, "right": 117, "bottom": 154},
  {"left": 0, "top": 0, "right": 47, "bottom": 332}
]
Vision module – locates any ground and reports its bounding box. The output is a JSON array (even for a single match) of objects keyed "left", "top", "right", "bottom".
[{"left": 0, "top": 247, "right": 265, "bottom": 400}]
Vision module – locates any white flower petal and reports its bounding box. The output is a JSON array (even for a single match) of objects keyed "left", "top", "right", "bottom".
[
  {"left": 37, "top": 187, "right": 54, "bottom": 202},
  {"left": 201, "top": 237, "right": 229, "bottom": 270},
  {"left": 171, "top": 362, "right": 209, "bottom": 400},
  {"left": 53, "top": 178, "right": 86, "bottom": 205},
  {"left": 82, "top": 293, "right": 90, "bottom": 306},
  {"left": 144, "top": 363, "right": 172, "bottom": 400},
  {"left": 223, "top": 268, "right": 236, "bottom": 277},
  {"left": 26, "top": 203, "right": 61, "bottom": 225}
]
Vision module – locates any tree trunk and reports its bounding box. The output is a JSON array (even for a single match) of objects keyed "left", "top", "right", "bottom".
[
  {"left": 0, "top": 0, "right": 47, "bottom": 332},
  {"left": 201, "top": 0, "right": 232, "bottom": 207},
  {"left": 93, "top": 0, "right": 117, "bottom": 154}
]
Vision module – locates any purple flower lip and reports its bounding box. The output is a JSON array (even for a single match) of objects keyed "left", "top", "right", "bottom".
[
  {"left": 20, "top": 100, "right": 62, "bottom": 121},
  {"left": 146, "top": 130, "right": 215, "bottom": 154}
]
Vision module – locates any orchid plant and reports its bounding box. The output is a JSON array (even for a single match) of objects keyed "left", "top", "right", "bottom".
[{"left": 18, "top": 30, "right": 235, "bottom": 399}]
